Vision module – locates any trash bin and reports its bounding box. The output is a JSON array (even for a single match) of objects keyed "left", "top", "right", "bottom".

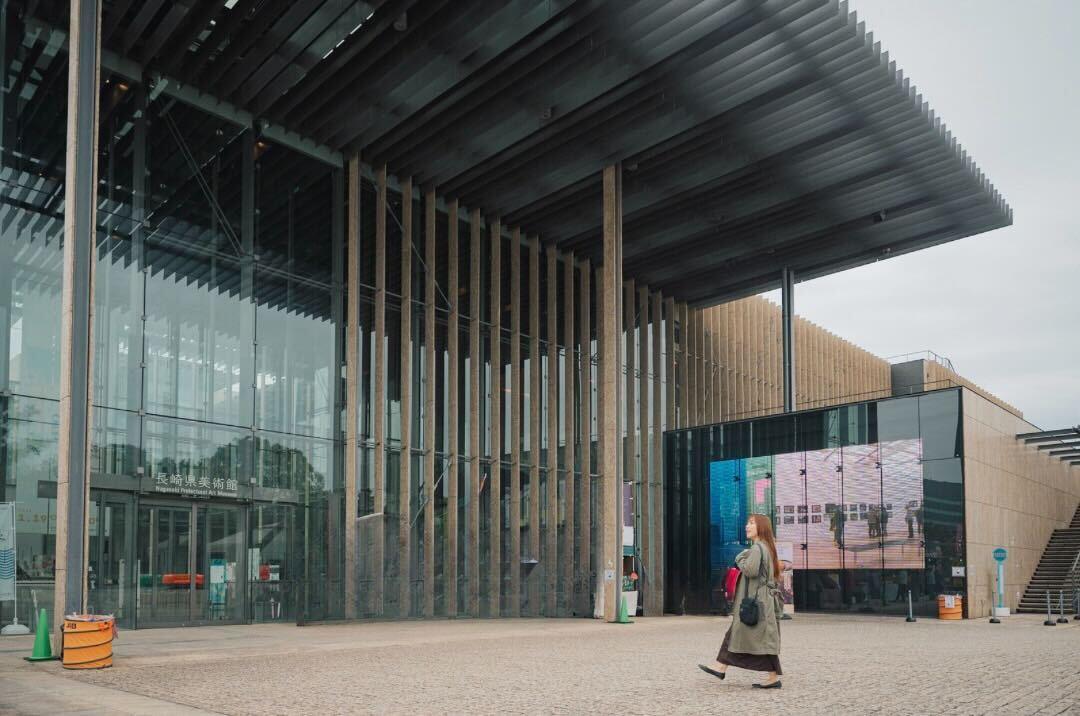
[
  {"left": 61, "top": 615, "right": 116, "bottom": 669},
  {"left": 936, "top": 594, "right": 963, "bottom": 620}
]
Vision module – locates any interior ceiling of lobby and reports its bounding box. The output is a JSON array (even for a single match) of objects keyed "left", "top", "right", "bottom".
[{"left": 36, "top": 0, "right": 1011, "bottom": 306}]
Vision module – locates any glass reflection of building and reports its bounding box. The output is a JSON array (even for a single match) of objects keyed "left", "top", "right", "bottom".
[
  {"left": 0, "top": 1, "right": 344, "bottom": 628},
  {"left": 0, "top": 0, "right": 619, "bottom": 628},
  {"left": 665, "top": 389, "right": 966, "bottom": 617}
]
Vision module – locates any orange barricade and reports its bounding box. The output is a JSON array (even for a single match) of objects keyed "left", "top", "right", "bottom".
[
  {"left": 937, "top": 594, "right": 963, "bottom": 620},
  {"left": 62, "top": 615, "right": 116, "bottom": 669}
]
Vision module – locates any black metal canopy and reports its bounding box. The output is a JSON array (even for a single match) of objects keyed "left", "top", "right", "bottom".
[
  {"left": 51, "top": 0, "right": 1016, "bottom": 304},
  {"left": 1017, "top": 428, "right": 1080, "bottom": 466}
]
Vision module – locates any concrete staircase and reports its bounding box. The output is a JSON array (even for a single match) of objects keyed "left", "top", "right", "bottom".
[{"left": 1017, "top": 504, "right": 1080, "bottom": 613}]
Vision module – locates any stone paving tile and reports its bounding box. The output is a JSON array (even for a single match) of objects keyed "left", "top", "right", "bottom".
[{"left": 1, "top": 614, "right": 1077, "bottom": 715}]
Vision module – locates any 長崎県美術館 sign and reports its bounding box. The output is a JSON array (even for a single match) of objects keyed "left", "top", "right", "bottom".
[{"left": 149, "top": 473, "right": 240, "bottom": 499}]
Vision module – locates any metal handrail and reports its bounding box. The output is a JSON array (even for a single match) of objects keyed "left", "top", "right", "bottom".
[{"left": 885, "top": 350, "right": 956, "bottom": 373}]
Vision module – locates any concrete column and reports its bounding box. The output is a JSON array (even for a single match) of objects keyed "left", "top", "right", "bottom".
[
  {"left": 546, "top": 245, "right": 559, "bottom": 616},
  {"left": 650, "top": 291, "right": 663, "bottom": 616},
  {"left": 782, "top": 267, "right": 795, "bottom": 413},
  {"left": 599, "top": 164, "right": 623, "bottom": 622},
  {"left": 489, "top": 218, "right": 502, "bottom": 617},
  {"left": 372, "top": 165, "right": 387, "bottom": 616},
  {"left": 423, "top": 187, "right": 436, "bottom": 617},
  {"left": 446, "top": 200, "right": 460, "bottom": 617},
  {"left": 577, "top": 259, "right": 592, "bottom": 615},
  {"left": 344, "top": 157, "right": 361, "bottom": 619},
  {"left": 562, "top": 252, "right": 576, "bottom": 615},
  {"left": 468, "top": 209, "right": 482, "bottom": 616},
  {"left": 637, "top": 286, "right": 649, "bottom": 613},
  {"left": 528, "top": 235, "right": 541, "bottom": 615},
  {"left": 399, "top": 178, "right": 413, "bottom": 617},
  {"left": 54, "top": 0, "right": 101, "bottom": 637},
  {"left": 509, "top": 228, "right": 522, "bottom": 616}
]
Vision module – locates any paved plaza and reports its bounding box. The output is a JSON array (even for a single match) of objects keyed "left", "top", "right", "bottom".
[{"left": 0, "top": 613, "right": 1077, "bottom": 715}]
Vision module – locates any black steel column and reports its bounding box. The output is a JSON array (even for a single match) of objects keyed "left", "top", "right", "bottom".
[
  {"left": 55, "top": 0, "right": 101, "bottom": 634},
  {"left": 781, "top": 267, "right": 795, "bottom": 413}
]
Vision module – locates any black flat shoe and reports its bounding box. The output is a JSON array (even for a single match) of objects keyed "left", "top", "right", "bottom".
[
  {"left": 697, "top": 664, "right": 725, "bottom": 680},
  {"left": 752, "top": 681, "right": 782, "bottom": 689}
]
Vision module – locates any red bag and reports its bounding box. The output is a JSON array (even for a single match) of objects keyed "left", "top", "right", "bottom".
[{"left": 723, "top": 567, "right": 741, "bottom": 601}]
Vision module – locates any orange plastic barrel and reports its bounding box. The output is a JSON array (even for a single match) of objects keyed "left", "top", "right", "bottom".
[
  {"left": 62, "top": 615, "right": 115, "bottom": 669},
  {"left": 937, "top": 595, "right": 963, "bottom": 620}
]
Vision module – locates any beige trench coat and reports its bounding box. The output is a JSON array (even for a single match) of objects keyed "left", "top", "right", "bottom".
[{"left": 728, "top": 543, "right": 782, "bottom": 656}]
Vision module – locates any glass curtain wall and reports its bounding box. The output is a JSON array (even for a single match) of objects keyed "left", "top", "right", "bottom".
[
  {"left": 1, "top": 1, "right": 671, "bottom": 627},
  {"left": 0, "top": 0, "right": 345, "bottom": 628},
  {"left": 664, "top": 388, "right": 966, "bottom": 617},
  {"left": 102, "top": 83, "right": 343, "bottom": 625},
  {"left": 0, "top": 0, "right": 69, "bottom": 629}
]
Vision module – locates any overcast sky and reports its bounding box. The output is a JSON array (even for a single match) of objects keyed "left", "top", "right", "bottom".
[{"left": 764, "top": 0, "right": 1080, "bottom": 429}]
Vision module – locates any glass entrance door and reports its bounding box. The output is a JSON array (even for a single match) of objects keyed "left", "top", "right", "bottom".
[
  {"left": 136, "top": 501, "right": 247, "bottom": 627},
  {"left": 196, "top": 504, "right": 244, "bottom": 623},
  {"left": 137, "top": 503, "right": 193, "bottom": 626},
  {"left": 88, "top": 491, "right": 135, "bottom": 629}
]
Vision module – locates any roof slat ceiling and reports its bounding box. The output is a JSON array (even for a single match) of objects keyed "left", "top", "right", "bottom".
[{"left": 42, "top": 0, "right": 1013, "bottom": 304}]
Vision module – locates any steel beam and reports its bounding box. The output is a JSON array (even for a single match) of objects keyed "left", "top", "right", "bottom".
[
  {"left": 1036, "top": 441, "right": 1080, "bottom": 451},
  {"left": 1017, "top": 428, "right": 1079, "bottom": 441},
  {"left": 782, "top": 266, "right": 796, "bottom": 412}
]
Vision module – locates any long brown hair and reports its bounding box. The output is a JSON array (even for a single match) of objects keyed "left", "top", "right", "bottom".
[{"left": 748, "top": 513, "right": 781, "bottom": 581}]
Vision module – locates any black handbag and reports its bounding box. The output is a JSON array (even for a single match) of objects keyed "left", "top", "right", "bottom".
[{"left": 737, "top": 545, "right": 767, "bottom": 627}]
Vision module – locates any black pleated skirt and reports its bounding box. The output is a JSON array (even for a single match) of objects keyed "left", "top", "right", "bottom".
[{"left": 716, "top": 624, "right": 782, "bottom": 674}]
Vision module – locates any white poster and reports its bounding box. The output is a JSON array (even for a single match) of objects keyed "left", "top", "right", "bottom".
[
  {"left": 0, "top": 503, "right": 15, "bottom": 601},
  {"left": 775, "top": 541, "right": 795, "bottom": 615}
]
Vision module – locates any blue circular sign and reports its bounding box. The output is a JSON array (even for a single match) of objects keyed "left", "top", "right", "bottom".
[{"left": 992, "top": 548, "right": 1007, "bottom": 562}]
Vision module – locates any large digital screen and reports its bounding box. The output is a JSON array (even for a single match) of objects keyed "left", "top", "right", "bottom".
[{"left": 709, "top": 438, "right": 924, "bottom": 571}]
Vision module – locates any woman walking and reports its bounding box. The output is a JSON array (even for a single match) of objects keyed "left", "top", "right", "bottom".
[{"left": 698, "top": 514, "right": 783, "bottom": 689}]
